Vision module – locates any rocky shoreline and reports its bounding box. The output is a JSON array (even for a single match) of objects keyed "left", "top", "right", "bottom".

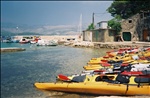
[
  {"left": 93, "top": 42, "right": 150, "bottom": 49},
  {"left": 2, "top": 35, "right": 150, "bottom": 50},
  {"left": 67, "top": 41, "right": 150, "bottom": 49}
]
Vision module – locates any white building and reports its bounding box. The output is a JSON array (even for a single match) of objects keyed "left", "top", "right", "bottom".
[{"left": 96, "top": 21, "right": 108, "bottom": 29}]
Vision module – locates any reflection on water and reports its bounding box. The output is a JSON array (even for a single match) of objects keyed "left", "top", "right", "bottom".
[{"left": 1, "top": 43, "right": 148, "bottom": 98}]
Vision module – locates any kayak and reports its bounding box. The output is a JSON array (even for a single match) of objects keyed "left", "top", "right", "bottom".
[
  {"left": 34, "top": 47, "right": 150, "bottom": 96},
  {"left": 83, "top": 63, "right": 114, "bottom": 70},
  {"left": 88, "top": 48, "right": 150, "bottom": 65},
  {"left": 56, "top": 69, "right": 150, "bottom": 85},
  {"left": 83, "top": 65, "right": 113, "bottom": 70},
  {"left": 34, "top": 82, "right": 150, "bottom": 95},
  {"left": 57, "top": 73, "right": 117, "bottom": 83},
  {"left": 35, "top": 71, "right": 150, "bottom": 95}
]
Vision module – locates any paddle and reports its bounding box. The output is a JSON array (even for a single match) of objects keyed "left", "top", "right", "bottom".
[
  {"left": 100, "top": 63, "right": 111, "bottom": 67},
  {"left": 101, "top": 59, "right": 108, "bottom": 62},
  {"left": 94, "top": 70, "right": 105, "bottom": 73},
  {"left": 121, "top": 71, "right": 150, "bottom": 78},
  {"left": 121, "top": 71, "right": 143, "bottom": 76},
  {"left": 57, "top": 74, "right": 70, "bottom": 81},
  {"left": 103, "top": 56, "right": 109, "bottom": 59},
  {"left": 121, "top": 63, "right": 129, "bottom": 67}
]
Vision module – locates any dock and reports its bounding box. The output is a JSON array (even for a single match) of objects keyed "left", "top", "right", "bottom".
[{"left": 1, "top": 47, "right": 26, "bottom": 52}]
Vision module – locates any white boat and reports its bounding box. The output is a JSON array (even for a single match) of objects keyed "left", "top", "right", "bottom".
[
  {"left": 12, "top": 38, "right": 19, "bottom": 43},
  {"left": 30, "top": 40, "right": 37, "bottom": 44},
  {"left": 36, "top": 39, "right": 58, "bottom": 46},
  {"left": 19, "top": 38, "right": 29, "bottom": 44},
  {"left": 64, "top": 41, "right": 72, "bottom": 46},
  {"left": 11, "top": 36, "right": 20, "bottom": 43},
  {"left": 2, "top": 36, "right": 12, "bottom": 43},
  {"left": 30, "top": 37, "right": 41, "bottom": 44}
]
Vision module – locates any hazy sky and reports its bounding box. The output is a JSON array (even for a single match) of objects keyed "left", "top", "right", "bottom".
[{"left": 1, "top": 1, "right": 113, "bottom": 26}]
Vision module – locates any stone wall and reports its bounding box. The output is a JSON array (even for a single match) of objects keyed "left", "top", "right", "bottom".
[
  {"left": 121, "top": 14, "right": 140, "bottom": 41},
  {"left": 104, "top": 29, "right": 115, "bottom": 42},
  {"left": 121, "top": 12, "right": 150, "bottom": 41},
  {"left": 83, "top": 29, "right": 115, "bottom": 42},
  {"left": 92, "top": 30, "right": 105, "bottom": 42}
]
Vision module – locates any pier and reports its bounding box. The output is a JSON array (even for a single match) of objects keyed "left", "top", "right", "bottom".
[{"left": 1, "top": 47, "right": 26, "bottom": 52}]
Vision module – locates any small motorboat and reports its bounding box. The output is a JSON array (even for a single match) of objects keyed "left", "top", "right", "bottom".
[
  {"left": 36, "top": 39, "right": 58, "bottom": 46},
  {"left": 19, "top": 38, "right": 29, "bottom": 44},
  {"left": 30, "top": 37, "right": 40, "bottom": 44}
]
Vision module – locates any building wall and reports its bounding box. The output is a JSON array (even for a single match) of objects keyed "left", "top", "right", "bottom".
[
  {"left": 83, "top": 31, "right": 92, "bottom": 41},
  {"left": 104, "top": 29, "right": 115, "bottom": 42},
  {"left": 121, "top": 14, "right": 140, "bottom": 41},
  {"left": 92, "top": 30, "right": 105, "bottom": 42},
  {"left": 96, "top": 21, "right": 108, "bottom": 29},
  {"left": 83, "top": 29, "right": 115, "bottom": 42},
  {"left": 100, "top": 22, "right": 108, "bottom": 29},
  {"left": 121, "top": 11, "right": 150, "bottom": 41}
]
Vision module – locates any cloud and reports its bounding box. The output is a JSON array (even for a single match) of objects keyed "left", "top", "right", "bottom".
[{"left": 1, "top": 24, "right": 87, "bottom": 35}]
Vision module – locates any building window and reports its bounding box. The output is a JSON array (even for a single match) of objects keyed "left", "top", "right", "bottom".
[
  {"left": 128, "top": 19, "right": 132, "bottom": 23},
  {"left": 147, "top": 12, "right": 150, "bottom": 17}
]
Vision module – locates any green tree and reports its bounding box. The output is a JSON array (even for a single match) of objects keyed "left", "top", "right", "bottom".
[
  {"left": 107, "top": 0, "right": 150, "bottom": 19},
  {"left": 87, "top": 23, "right": 95, "bottom": 30},
  {"left": 107, "top": 0, "right": 150, "bottom": 35},
  {"left": 108, "top": 18, "right": 122, "bottom": 35}
]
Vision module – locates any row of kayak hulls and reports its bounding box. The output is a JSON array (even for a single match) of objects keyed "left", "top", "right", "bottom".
[
  {"left": 56, "top": 70, "right": 150, "bottom": 84},
  {"left": 34, "top": 82, "right": 150, "bottom": 95},
  {"left": 84, "top": 49, "right": 150, "bottom": 71},
  {"left": 88, "top": 52, "right": 150, "bottom": 65},
  {"left": 34, "top": 47, "right": 150, "bottom": 95},
  {"left": 84, "top": 62, "right": 150, "bottom": 71},
  {"left": 88, "top": 47, "right": 150, "bottom": 64}
]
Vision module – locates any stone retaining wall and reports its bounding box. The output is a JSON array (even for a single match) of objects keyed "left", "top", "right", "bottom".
[
  {"left": 94, "top": 44, "right": 138, "bottom": 49},
  {"left": 72, "top": 42, "right": 150, "bottom": 49},
  {"left": 1, "top": 48, "right": 26, "bottom": 52}
]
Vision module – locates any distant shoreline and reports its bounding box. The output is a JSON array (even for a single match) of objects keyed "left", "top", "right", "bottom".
[{"left": 11, "top": 35, "right": 80, "bottom": 41}]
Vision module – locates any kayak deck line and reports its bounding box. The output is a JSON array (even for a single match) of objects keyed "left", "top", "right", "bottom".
[{"left": 1, "top": 47, "right": 26, "bottom": 52}]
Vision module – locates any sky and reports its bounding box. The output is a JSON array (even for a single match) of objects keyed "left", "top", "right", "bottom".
[
  {"left": 1, "top": 1, "right": 114, "bottom": 35},
  {"left": 1, "top": 1, "right": 113, "bottom": 26}
]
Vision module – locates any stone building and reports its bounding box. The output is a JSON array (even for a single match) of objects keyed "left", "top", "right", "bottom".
[
  {"left": 121, "top": 10, "right": 150, "bottom": 41},
  {"left": 82, "top": 21, "right": 116, "bottom": 42},
  {"left": 83, "top": 29, "right": 116, "bottom": 42}
]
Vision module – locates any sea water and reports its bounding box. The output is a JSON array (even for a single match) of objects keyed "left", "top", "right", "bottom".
[
  {"left": 1, "top": 43, "right": 148, "bottom": 98},
  {"left": 1, "top": 42, "right": 111, "bottom": 98}
]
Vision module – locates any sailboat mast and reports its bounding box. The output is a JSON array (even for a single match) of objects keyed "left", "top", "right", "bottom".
[
  {"left": 79, "top": 14, "right": 82, "bottom": 34},
  {"left": 92, "top": 13, "right": 94, "bottom": 25}
]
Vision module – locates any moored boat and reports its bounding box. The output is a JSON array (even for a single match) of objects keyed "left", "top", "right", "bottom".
[
  {"left": 19, "top": 38, "right": 29, "bottom": 44},
  {"left": 11, "top": 36, "right": 20, "bottom": 43},
  {"left": 37, "top": 39, "right": 58, "bottom": 46},
  {"left": 30, "top": 37, "right": 41, "bottom": 44}
]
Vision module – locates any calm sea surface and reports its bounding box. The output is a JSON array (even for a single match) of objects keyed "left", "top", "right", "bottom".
[
  {"left": 1, "top": 43, "right": 149, "bottom": 98},
  {"left": 1, "top": 42, "right": 111, "bottom": 98}
]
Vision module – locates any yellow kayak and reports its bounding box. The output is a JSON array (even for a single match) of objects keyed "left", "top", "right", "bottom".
[
  {"left": 88, "top": 54, "right": 133, "bottom": 65},
  {"left": 35, "top": 71, "right": 150, "bottom": 95},
  {"left": 83, "top": 66, "right": 112, "bottom": 70},
  {"left": 34, "top": 82, "right": 150, "bottom": 95},
  {"left": 83, "top": 65, "right": 113, "bottom": 70}
]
